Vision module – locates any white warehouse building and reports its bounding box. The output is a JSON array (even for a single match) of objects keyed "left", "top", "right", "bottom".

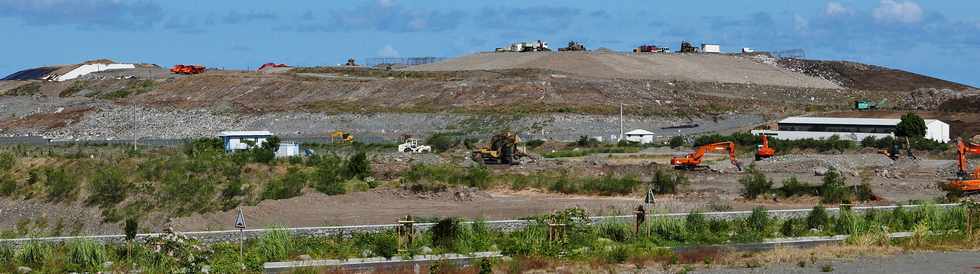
[{"left": 751, "top": 117, "right": 950, "bottom": 143}]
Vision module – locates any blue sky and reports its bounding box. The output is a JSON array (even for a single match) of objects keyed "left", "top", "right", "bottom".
[{"left": 1, "top": 0, "right": 978, "bottom": 86}]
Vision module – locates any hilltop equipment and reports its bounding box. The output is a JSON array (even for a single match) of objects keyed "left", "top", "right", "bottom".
[
  {"left": 398, "top": 138, "right": 432, "bottom": 153},
  {"left": 854, "top": 99, "right": 887, "bottom": 111},
  {"left": 634, "top": 45, "right": 669, "bottom": 53},
  {"left": 558, "top": 41, "right": 587, "bottom": 51},
  {"left": 330, "top": 130, "right": 353, "bottom": 143},
  {"left": 679, "top": 41, "right": 700, "bottom": 53},
  {"left": 671, "top": 141, "right": 741, "bottom": 171}
]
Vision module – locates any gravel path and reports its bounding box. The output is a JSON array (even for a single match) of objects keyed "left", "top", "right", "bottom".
[{"left": 694, "top": 251, "right": 980, "bottom": 274}]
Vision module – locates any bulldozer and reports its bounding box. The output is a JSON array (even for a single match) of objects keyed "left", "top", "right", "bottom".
[
  {"left": 558, "top": 41, "right": 587, "bottom": 51},
  {"left": 948, "top": 138, "right": 980, "bottom": 196},
  {"left": 755, "top": 135, "right": 775, "bottom": 160},
  {"left": 472, "top": 132, "right": 526, "bottom": 165},
  {"left": 330, "top": 130, "right": 354, "bottom": 144},
  {"left": 854, "top": 99, "right": 887, "bottom": 111},
  {"left": 671, "top": 141, "right": 741, "bottom": 171},
  {"left": 678, "top": 41, "right": 700, "bottom": 53}
]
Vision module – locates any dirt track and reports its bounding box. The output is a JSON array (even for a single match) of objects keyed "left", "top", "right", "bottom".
[{"left": 407, "top": 52, "right": 841, "bottom": 89}]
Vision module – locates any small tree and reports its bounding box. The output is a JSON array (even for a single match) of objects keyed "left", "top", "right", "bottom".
[
  {"left": 344, "top": 152, "right": 372, "bottom": 180},
  {"left": 896, "top": 113, "right": 926, "bottom": 138},
  {"left": 820, "top": 168, "right": 851, "bottom": 204},
  {"left": 669, "top": 136, "right": 685, "bottom": 148},
  {"left": 739, "top": 165, "right": 773, "bottom": 199}
]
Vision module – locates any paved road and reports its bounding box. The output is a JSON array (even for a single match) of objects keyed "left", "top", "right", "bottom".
[{"left": 696, "top": 251, "right": 980, "bottom": 274}]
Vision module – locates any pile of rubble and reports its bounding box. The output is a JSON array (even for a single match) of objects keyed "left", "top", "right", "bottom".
[
  {"left": 897, "top": 88, "right": 964, "bottom": 110},
  {"left": 755, "top": 154, "right": 894, "bottom": 176}
]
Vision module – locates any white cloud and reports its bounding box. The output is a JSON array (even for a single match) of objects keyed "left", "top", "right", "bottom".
[
  {"left": 793, "top": 14, "right": 809, "bottom": 31},
  {"left": 378, "top": 45, "right": 400, "bottom": 57},
  {"left": 825, "top": 2, "right": 852, "bottom": 16},
  {"left": 378, "top": 0, "right": 395, "bottom": 8},
  {"left": 872, "top": 0, "right": 922, "bottom": 24}
]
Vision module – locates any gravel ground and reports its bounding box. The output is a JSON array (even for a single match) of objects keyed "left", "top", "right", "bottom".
[{"left": 693, "top": 251, "right": 980, "bottom": 274}]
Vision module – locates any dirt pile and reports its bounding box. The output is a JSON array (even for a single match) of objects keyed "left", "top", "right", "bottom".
[
  {"left": 777, "top": 59, "right": 974, "bottom": 91},
  {"left": 407, "top": 52, "right": 841, "bottom": 89}
]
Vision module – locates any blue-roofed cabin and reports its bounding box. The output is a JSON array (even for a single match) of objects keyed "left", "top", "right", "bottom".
[{"left": 220, "top": 131, "right": 274, "bottom": 152}]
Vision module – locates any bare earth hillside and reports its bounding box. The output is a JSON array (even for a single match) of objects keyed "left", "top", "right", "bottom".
[{"left": 407, "top": 52, "right": 842, "bottom": 89}]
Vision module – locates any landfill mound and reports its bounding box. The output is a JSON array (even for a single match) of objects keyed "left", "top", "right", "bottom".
[
  {"left": 405, "top": 52, "right": 841, "bottom": 89},
  {"left": 777, "top": 59, "right": 975, "bottom": 91}
]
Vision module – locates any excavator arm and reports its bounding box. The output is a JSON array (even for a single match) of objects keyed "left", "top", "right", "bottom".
[
  {"left": 949, "top": 138, "right": 980, "bottom": 195},
  {"left": 671, "top": 141, "right": 741, "bottom": 171}
]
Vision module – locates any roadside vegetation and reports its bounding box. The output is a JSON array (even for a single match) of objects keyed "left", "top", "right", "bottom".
[
  {"left": 739, "top": 165, "right": 877, "bottom": 203},
  {"left": 0, "top": 202, "right": 976, "bottom": 273}
]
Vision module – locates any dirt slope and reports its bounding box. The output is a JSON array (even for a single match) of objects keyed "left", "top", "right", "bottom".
[
  {"left": 778, "top": 59, "right": 975, "bottom": 91},
  {"left": 406, "top": 52, "right": 841, "bottom": 89}
]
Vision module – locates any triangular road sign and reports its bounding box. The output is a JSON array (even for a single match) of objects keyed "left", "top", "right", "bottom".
[
  {"left": 644, "top": 188, "right": 655, "bottom": 204},
  {"left": 235, "top": 208, "right": 246, "bottom": 229}
]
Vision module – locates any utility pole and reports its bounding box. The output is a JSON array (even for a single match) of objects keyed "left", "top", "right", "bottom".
[
  {"left": 619, "top": 103, "right": 624, "bottom": 141},
  {"left": 132, "top": 104, "right": 137, "bottom": 151}
]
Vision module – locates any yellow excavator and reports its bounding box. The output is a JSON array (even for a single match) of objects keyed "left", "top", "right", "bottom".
[
  {"left": 330, "top": 130, "right": 353, "bottom": 144},
  {"left": 472, "top": 132, "right": 526, "bottom": 165}
]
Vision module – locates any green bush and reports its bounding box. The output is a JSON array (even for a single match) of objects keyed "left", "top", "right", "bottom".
[
  {"left": 896, "top": 113, "right": 926, "bottom": 138},
  {"left": 65, "top": 239, "right": 108, "bottom": 272},
  {"left": 807, "top": 205, "right": 831, "bottom": 230},
  {"left": 778, "top": 177, "right": 819, "bottom": 197},
  {"left": 401, "top": 164, "right": 491, "bottom": 189},
  {"left": 159, "top": 170, "right": 217, "bottom": 216},
  {"left": 669, "top": 136, "right": 685, "bottom": 148},
  {"left": 257, "top": 228, "right": 292, "bottom": 262},
  {"left": 685, "top": 211, "right": 709, "bottom": 235},
  {"left": 43, "top": 167, "right": 77, "bottom": 202},
  {"left": 820, "top": 169, "right": 851, "bottom": 204},
  {"left": 371, "top": 232, "right": 398, "bottom": 259},
  {"left": 780, "top": 218, "right": 802, "bottom": 237},
  {"left": 0, "top": 175, "right": 16, "bottom": 197},
  {"left": 0, "top": 244, "right": 13, "bottom": 265},
  {"left": 432, "top": 217, "right": 461, "bottom": 250},
  {"left": 652, "top": 169, "right": 688, "bottom": 194},
  {"left": 581, "top": 175, "right": 642, "bottom": 195},
  {"left": 739, "top": 165, "right": 772, "bottom": 199},
  {"left": 0, "top": 152, "right": 14, "bottom": 171},
  {"left": 263, "top": 167, "right": 307, "bottom": 200},
  {"left": 574, "top": 136, "right": 601, "bottom": 147},
  {"left": 313, "top": 155, "right": 346, "bottom": 195},
  {"left": 87, "top": 167, "right": 130, "bottom": 208},
  {"left": 748, "top": 207, "right": 769, "bottom": 233},
  {"left": 852, "top": 183, "right": 876, "bottom": 202},
  {"left": 426, "top": 133, "right": 463, "bottom": 152},
  {"left": 344, "top": 152, "right": 372, "bottom": 180}
]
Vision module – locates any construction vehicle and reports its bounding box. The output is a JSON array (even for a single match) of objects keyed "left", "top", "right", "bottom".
[
  {"left": 948, "top": 138, "right": 980, "bottom": 195},
  {"left": 854, "top": 99, "right": 887, "bottom": 111},
  {"left": 755, "top": 135, "right": 775, "bottom": 160},
  {"left": 671, "top": 142, "right": 741, "bottom": 171},
  {"left": 330, "top": 130, "right": 353, "bottom": 144},
  {"left": 634, "top": 45, "right": 669, "bottom": 53},
  {"left": 558, "top": 41, "right": 587, "bottom": 51},
  {"left": 170, "top": 65, "right": 206, "bottom": 75},
  {"left": 258, "top": 63, "right": 288, "bottom": 71},
  {"left": 879, "top": 143, "right": 901, "bottom": 160},
  {"left": 678, "top": 41, "right": 700, "bottom": 53},
  {"left": 344, "top": 58, "right": 358, "bottom": 66},
  {"left": 495, "top": 40, "right": 551, "bottom": 52},
  {"left": 472, "top": 132, "right": 526, "bottom": 165},
  {"left": 398, "top": 138, "right": 432, "bottom": 153}
]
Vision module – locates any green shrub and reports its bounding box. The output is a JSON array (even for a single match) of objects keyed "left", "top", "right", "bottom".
[
  {"left": 685, "top": 211, "right": 709, "bottom": 235},
  {"left": 344, "top": 152, "right": 372, "bottom": 180},
  {"left": 669, "top": 136, "right": 685, "bottom": 148},
  {"left": 747, "top": 207, "right": 769, "bottom": 233},
  {"left": 582, "top": 175, "right": 642, "bottom": 195},
  {"left": 65, "top": 239, "right": 108, "bottom": 272},
  {"left": 432, "top": 217, "right": 461, "bottom": 250},
  {"left": 0, "top": 152, "right": 14, "bottom": 171},
  {"left": 401, "top": 164, "right": 491, "bottom": 189},
  {"left": 0, "top": 244, "right": 13, "bottom": 265},
  {"left": 257, "top": 228, "right": 292, "bottom": 262},
  {"left": 852, "top": 183, "right": 876, "bottom": 202},
  {"left": 807, "top": 205, "right": 831, "bottom": 230},
  {"left": 16, "top": 241, "right": 50, "bottom": 268},
  {"left": 598, "top": 223, "right": 632, "bottom": 242},
  {"left": 313, "top": 155, "right": 346, "bottom": 195},
  {"left": 263, "top": 167, "right": 307, "bottom": 200},
  {"left": 739, "top": 165, "right": 772, "bottom": 199},
  {"left": 43, "top": 167, "right": 77, "bottom": 202},
  {"left": 820, "top": 168, "right": 851, "bottom": 204},
  {"left": 159, "top": 170, "right": 217, "bottom": 216},
  {"left": 778, "top": 177, "right": 818, "bottom": 197},
  {"left": 896, "top": 113, "right": 926, "bottom": 138},
  {"left": 87, "top": 167, "right": 130, "bottom": 208},
  {"left": 371, "top": 232, "right": 398, "bottom": 259},
  {"left": 0, "top": 175, "right": 16, "bottom": 197},
  {"left": 574, "top": 136, "right": 601, "bottom": 147},
  {"left": 781, "top": 218, "right": 802, "bottom": 237},
  {"left": 652, "top": 169, "right": 688, "bottom": 194},
  {"left": 426, "top": 133, "right": 463, "bottom": 152}
]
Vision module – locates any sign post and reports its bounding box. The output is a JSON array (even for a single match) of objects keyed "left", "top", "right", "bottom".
[{"left": 235, "top": 208, "right": 247, "bottom": 268}]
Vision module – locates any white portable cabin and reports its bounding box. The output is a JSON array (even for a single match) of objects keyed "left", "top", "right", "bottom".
[
  {"left": 624, "top": 129, "right": 656, "bottom": 144},
  {"left": 220, "top": 131, "right": 274, "bottom": 152},
  {"left": 701, "top": 44, "right": 721, "bottom": 53},
  {"left": 276, "top": 143, "right": 301, "bottom": 158}
]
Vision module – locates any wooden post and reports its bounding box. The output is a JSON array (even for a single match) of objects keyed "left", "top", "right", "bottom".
[{"left": 397, "top": 215, "right": 415, "bottom": 252}]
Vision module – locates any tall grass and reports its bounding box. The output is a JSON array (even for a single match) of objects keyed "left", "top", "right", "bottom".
[
  {"left": 16, "top": 240, "right": 50, "bottom": 268},
  {"left": 256, "top": 227, "right": 293, "bottom": 262},
  {"left": 65, "top": 239, "right": 108, "bottom": 272}
]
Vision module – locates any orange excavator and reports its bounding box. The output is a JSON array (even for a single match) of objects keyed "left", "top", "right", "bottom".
[
  {"left": 755, "top": 135, "right": 775, "bottom": 160},
  {"left": 948, "top": 138, "right": 980, "bottom": 195},
  {"left": 170, "top": 64, "right": 206, "bottom": 75},
  {"left": 671, "top": 141, "right": 741, "bottom": 171}
]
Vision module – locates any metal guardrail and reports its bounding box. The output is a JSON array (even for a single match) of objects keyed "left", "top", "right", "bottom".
[{"left": 0, "top": 204, "right": 957, "bottom": 246}]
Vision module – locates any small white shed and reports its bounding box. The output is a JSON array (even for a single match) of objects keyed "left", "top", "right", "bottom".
[
  {"left": 624, "top": 129, "right": 656, "bottom": 144},
  {"left": 220, "top": 131, "right": 273, "bottom": 152},
  {"left": 276, "top": 143, "right": 301, "bottom": 158}
]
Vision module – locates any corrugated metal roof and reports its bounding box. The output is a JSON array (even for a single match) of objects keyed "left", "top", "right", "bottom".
[
  {"left": 220, "top": 131, "right": 273, "bottom": 137},
  {"left": 779, "top": 117, "right": 945, "bottom": 126},
  {"left": 625, "top": 129, "right": 655, "bottom": 135}
]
